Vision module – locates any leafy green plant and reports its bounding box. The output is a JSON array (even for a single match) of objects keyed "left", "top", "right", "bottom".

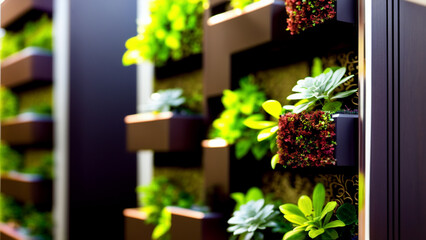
[
  {"left": 228, "top": 199, "right": 279, "bottom": 240},
  {"left": 279, "top": 183, "right": 347, "bottom": 240},
  {"left": 122, "top": 0, "right": 204, "bottom": 66},
  {"left": 137, "top": 177, "right": 194, "bottom": 240},
  {"left": 0, "top": 143, "right": 22, "bottom": 174},
  {"left": 145, "top": 88, "right": 186, "bottom": 113},
  {"left": 22, "top": 152, "right": 54, "bottom": 180},
  {"left": 21, "top": 104, "right": 52, "bottom": 116},
  {"left": 24, "top": 210, "right": 52, "bottom": 240},
  {"left": 230, "top": 0, "right": 260, "bottom": 9},
  {"left": 0, "top": 194, "right": 23, "bottom": 224},
  {"left": 231, "top": 187, "right": 264, "bottom": 211},
  {"left": 286, "top": 67, "right": 357, "bottom": 113},
  {"left": 0, "top": 87, "right": 18, "bottom": 120},
  {"left": 209, "top": 77, "right": 270, "bottom": 160}
]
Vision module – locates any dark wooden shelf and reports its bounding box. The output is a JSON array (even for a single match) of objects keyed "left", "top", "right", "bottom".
[
  {"left": 167, "top": 207, "right": 226, "bottom": 240},
  {"left": 1, "top": 48, "right": 52, "bottom": 90},
  {"left": 123, "top": 208, "right": 155, "bottom": 240},
  {"left": 1, "top": 0, "right": 52, "bottom": 29},
  {"left": 333, "top": 113, "right": 358, "bottom": 167},
  {"left": 0, "top": 173, "right": 52, "bottom": 205},
  {"left": 0, "top": 224, "right": 34, "bottom": 240},
  {"left": 155, "top": 54, "right": 202, "bottom": 80},
  {"left": 1, "top": 115, "right": 53, "bottom": 146},
  {"left": 125, "top": 112, "right": 204, "bottom": 152}
]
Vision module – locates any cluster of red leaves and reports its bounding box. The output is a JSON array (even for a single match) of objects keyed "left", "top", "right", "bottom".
[
  {"left": 277, "top": 110, "right": 336, "bottom": 168},
  {"left": 285, "top": 0, "right": 337, "bottom": 35}
]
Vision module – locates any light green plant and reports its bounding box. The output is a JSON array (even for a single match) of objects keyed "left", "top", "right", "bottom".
[
  {"left": 231, "top": 187, "right": 264, "bottom": 211},
  {"left": 122, "top": 0, "right": 204, "bottom": 66},
  {"left": 209, "top": 77, "right": 270, "bottom": 160},
  {"left": 0, "top": 87, "right": 18, "bottom": 120},
  {"left": 228, "top": 199, "right": 279, "bottom": 240},
  {"left": 0, "top": 143, "right": 22, "bottom": 174},
  {"left": 23, "top": 152, "right": 54, "bottom": 180},
  {"left": 286, "top": 67, "right": 357, "bottom": 113},
  {"left": 230, "top": 0, "right": 260, "bottom": 9},
  {"left": 145, "top": 88, "right": 186, "bottom": 113},
  {"left": 279, "top": 183, "right": 345, "bottom": 240}
]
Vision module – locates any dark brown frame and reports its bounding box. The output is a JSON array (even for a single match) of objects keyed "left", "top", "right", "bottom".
[{"left": 1, "top": 117, "right": 53, "bottom": 146}]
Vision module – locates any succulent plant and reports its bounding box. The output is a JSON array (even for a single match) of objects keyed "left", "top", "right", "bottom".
[
  {"left": 286, "top": 67, "right": 357, "bottom": 113},
  {"left": 228, "top": 199, "right": 279, "bottom": 240},
  {"left": 144, "top": 88, "right": 186, "bottom": 113}
]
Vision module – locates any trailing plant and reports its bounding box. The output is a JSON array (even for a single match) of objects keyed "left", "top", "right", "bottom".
[
  {"left": 230, "top": 0, "right": 260, "bottom": 9},
  {"left": 280, "top": 183, "right": 347, "bottom": 240},
  {"left": 144, "top": 88, "right": 186, "bottom": 113},
  {"left": 285, "top": 0, "right": 336, "bottom": 35},
  {"left": 137, "top": 177, "right": 194, "bottom": 240},
  {"left": 209, "top": 77, "right": 270, "bottom": 160},
  {"left": 0, "top": 87, "right": 18, "bottom": 120},
  {"left": 1, "top": 15, "right": 52, "bottom": 59},
  {"left": 286, "top": 67, "right": 357, "bottom": 113},
  {"left": 277, "top": 110, "right": 336, "bottom": 168},
  {"left": 0, "top": 143, "right": 22, "bottom": 174},
  {"left": 122, "top": 0, "right": 204, "bottom": 66},
  {"left": 228, "top": 199, "right": 279, "bottom": 240}
]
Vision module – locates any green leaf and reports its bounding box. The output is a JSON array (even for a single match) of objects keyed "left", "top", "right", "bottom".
[
  {"left": 320, "top": 201, "right": 337, "bottom": 219},
  {"left": 257, "top": 127, "right": 275, "bottom": 141},
  {"left": 262, "top": 100, "right": 282, "bottom": 119},
  {"left": 322, "top": 229, "right": 339, "bottom": 240},
  {"left": 311, "top": 57, "right": 323, "bottom": 77},
  {"left": 308, "top": 228, "right": 325, "bottom": 239},
  {"left": 152, "top": 208, "right": 171, "bottom": 239},
  {"left": 336, "top": 203, "right": 358, "bottom": 225},
  {"left": 251, "top": 142, "right": 269, "bottom": 160},
  {"left": 235, "top": 139, "right": 251, "bottom": 159},
  {"left": 293, "top": 100, "right": 313, "bottom": 113},
  {"left": 279, "top": 204, "right": 306, "bottom": 218},
  {"left": 298, "top": 195, "right": 313, "bottom": 216},
  {"left": 245, "top": 187, "right": 264, "bottom": 202},
  {"left": 313, "top": 183, "right": 325, "bottom": 218},
  {"left": 323, "top": 211, "right": 333, "bottom": 226},
  {"left": 271, "top": 154, "right": 279, "bottom": 169},
  {"left": 322, "top": 101, "right": 342, "bottom": 113},
  {"left": 284, "top": 229, "right": 307, "bottom": 240},
  {"left": 243, "top": 119, "right": 277, "bottom": 130},
  {"left": 231, "top": 192, "right": 245, "bottom": 210},
  {"left": 324, "top": 220, "right": 345, "bottom": 229},
  {"left": 330, "top": 89, "right": 358, "bottom": 100}
]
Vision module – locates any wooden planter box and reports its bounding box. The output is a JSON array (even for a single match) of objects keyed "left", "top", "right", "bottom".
[
  {"left": 333, "top": 113, "right": 358, "bottom": 166},
  {"left": 1, "top": 48, "right": 52, "bottom": 89},
  {"left": 0, "top": 224, "right": 35, "bottom": 240},
  {"left": 125, "top": 112, "right": 203, "bottom": 152},
  {"left": 167, "top": 207, "right": 226, "bottom": 240},
  {"left": 1, "top": 115, "right": 53, "bottom": 146},
  {"left": 1, "top": 0, "right": 52, "bottom": 29},
  {"left": 123, "top": 208, "right": 155, "bottom": 240},
  {"left": 1, "top": 173, "right": 52, "bottom": 205}
]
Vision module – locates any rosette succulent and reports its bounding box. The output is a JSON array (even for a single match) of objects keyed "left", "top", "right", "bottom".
[
  {"left": 144, "top": 88, "right": 186, "bottom": 113},
  {"left": 228, "top": 199, "right": 278, "bottom": 240}
]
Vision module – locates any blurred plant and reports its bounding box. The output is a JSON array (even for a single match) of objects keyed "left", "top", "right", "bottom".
[
  {"left": 0, "top": 87, "right": 18, "bottom": 120},
  {"left": 280, "top": 183, "right": 346, "bottom": 240},
  {"left": 24, "top": 210, "right": 52, "bottom": 240},
  {"left": 145, "top": 88, "right": 186, "bottom": 113},
  {"left": 1, "top": 15, "right": 52, "bottom": 59},
  {"left": 123, "top": 0, "right": 204, "bottom": 66},
  {"left": 228, "top": 199, "right": 279, "bottom": 240},
  {"left": 0, "top": 143, "right": 22, "bottom": 174},
  {"left": 285, "top": 0, "right": 336, "bottom": 35},
  {"left": 0, "top": 194, "right": 23, "bottom": 224},
  {"left": 231, "top": 187, "right": 264, "bottom": 211},
  {"left": 311, "top": 57, "right": 323, "bottom": 77},
  {"left": 137, "top": 177, "right": 194, "bottom": 240},
  {"left": 23, "top": 152, "right": 54, "bottom": 180},
  {"left": 209, "top": 76, "right": 270, "bottom": 160},
  {"left": 230, "top": 0, "right": 260, "bottom": 9},
  {"left": 21, "top": 104, "right": 52, "bottom": 116},
  {"left": 286, "top": 67, "right": 357, "bottom": 113}
]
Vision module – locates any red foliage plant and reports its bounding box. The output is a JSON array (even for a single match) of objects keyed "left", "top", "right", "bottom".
[
  {"left": 276, "top": 110, "right": 336, "bottom": 168},
  {"left": 285, "top": 0, "right": 337, "bottom": 35}
]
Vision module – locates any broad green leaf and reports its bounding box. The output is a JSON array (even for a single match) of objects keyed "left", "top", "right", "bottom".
[
  {"left": 283, "top": 105, "right": 295, "bottom": 111},
  {"left": 284, "top": 229, "right": 307, "bottom": 240},
  {"left": 252, "top": 142, "right": 269, "bottom": 160},
  {"left": 320, "top": 201, "right": 337, "bottom": 219},
  {"left": 311, "top": 57, "right": 323, "bottom": 77},
  {"left": 243, "top": 119, "right": 276, "bottom": 130},
  {"left": 327, "top": 75, "right": 354, "bottom": 96},
  {"left": 294, "top": 99, "right": 310, "bottom": 106},
  {"left": 245, "top": 187, "right": 264, "bottom": 202},
  {"left": 323, "top": 211, "right": 333, "bottom": 226},
  {"left": 284, "top": 214, "right": 308, "bottom": 225},
  {"left": 287, "top": 93, "right": 309, "bottom": 100},
  {"left": 235, "top": 139, "right": 251, "bottom": 159},
  {"left": 257, "top": 127, "right": 275, "bottom": 141},
  {"left": 322, "top": 101, "right": 342, "bottom": 113},
  {"left": 322, "top": 229, "right": 339, "bottom": 240},
  {"left": 271, "top": 154, "right": 280, "bottom": 169},
  {"left": 336, "top": 203, "right": 358, "bottom": 225},
  {"left": 262, "top": 100, "right": 282, "bottom": 119},
  {"left": 152, "top": 209, "right": 171, "bottom": 239},
  {"left": 279, "top": 204, "right": 306, "bottom": 218},
  {"left": 298, "top": 195, "right": 313, "bottom": 216},
  {"left": 326, "top": 68, "right": 346, "bottom": 92},
  {"left": 308, "top": 228, "right": 325, "bottom": 239},
  {"left": 324, "top": 220, "right": 345, "bottom": 229},
  {"left": 230, "top": 192, "right": 245, "bottom": 210},
  {"left": 313, "top": 183, "right": 325, "bottom": 218},
  {"left": 330, "top": 89, "right": 358, "bottom": 100}
]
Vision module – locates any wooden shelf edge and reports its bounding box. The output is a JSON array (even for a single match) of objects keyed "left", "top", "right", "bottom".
[
  {"left": 1, "top": 0, "right": 52, "bottom": 29},
  {"left": 123, "top": 208, "right": 148, "bottom": 220},
  {"left": 0, "top": 223, "right": 33, "bottom": 240},
  {"left": 1, "top": 115, "right": 53, "bottom": 146},
  {"left": 167, "top": 207, "right": 222, "bottom": 220}
]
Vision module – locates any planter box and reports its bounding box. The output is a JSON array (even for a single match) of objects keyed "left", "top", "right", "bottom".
[
  {"left": 125, "top": 112, "right": 204, "bottom": 152},
  {"left": 167, "top": 207, "right": 226, "bottom": 240},
  {"left": 1, "top": 48, "right": 52, "bottom": 89},
  {"left": 333, "top": 113, "right": 358, "bottom": 166},
  {"left": 1, "top": 115, "right": 53, "bottom": 146},
  {"left": 0, "top": 224, "right": 35, "bottom": 240},
  {"left": 1, "top": 0, "right": 52, "bottom": 29},
  {"left": 123, "top": 208, "right": 155, "bottom": 240},
  {"left": 0, "top": 173, "right": 52, "bottom": 205}
]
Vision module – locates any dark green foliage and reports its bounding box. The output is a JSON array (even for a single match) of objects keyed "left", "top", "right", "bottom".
[
  {"left": 209, "top": 76, "right": 271, "bottom": 160},
  {"left": 24, "top": 210, "right": 52, "bottom": 240},
  {"left": 0, "top": 87, "right": 18, "bottom": 120},
  {"left": 336, "top": 203, "right": 358, "bottom": 225},
  {"left": 0, "top": 194, "right": 23, "bottom": 224},
  {"left": 22, "top": 152, "right": 54, "bottom": 180},
  {"left": 0, "top": 143, "right": 22, "bottom": 174},
  {"left": 22, "top": 104, "right": 52, "bottom": 116}
]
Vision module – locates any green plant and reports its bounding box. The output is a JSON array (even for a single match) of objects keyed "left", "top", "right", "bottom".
[
  {"left": 0, "top": 194, "right": 23, "bottom": 224},
  {"left": 23, "top": 152, "right": 54, "bottom": 180},
  {"left": 279, "top": 183, "right": 346, "bottom": 240},
  {"left": 137, "top": 177, "right": 194, "bottom": 240},
  {"left": 122, "top": 0, "right": 204, "bottom": 66},
  {"left": 0, "top": 143, "right": 22, "bottom": 174},
  {"left": 228, "top": 199, "right": 279, "bottom": 240},
  {"left": 0, "top": 87, "right": 18, "bottom": 120},
  {"left": 23, "top": 210, "right": 52, "bottom": 240},
  {"left": 209, "top": 77, "right": 270, "bottom": 160},
  {"left": 231, "top": 187, "right": 264, "bottom": 211},
  {"left": 230, "top": 0, "right": 260, "bottom": 9},
  {"left": 286, "top": 67, "right": 357, "bottom": 113},
  {"left": 22, "top": 104, "right": 53, "bottom": 116},
  {"left": 145, "top": 88, "right": 186, "bottom": 113}
]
